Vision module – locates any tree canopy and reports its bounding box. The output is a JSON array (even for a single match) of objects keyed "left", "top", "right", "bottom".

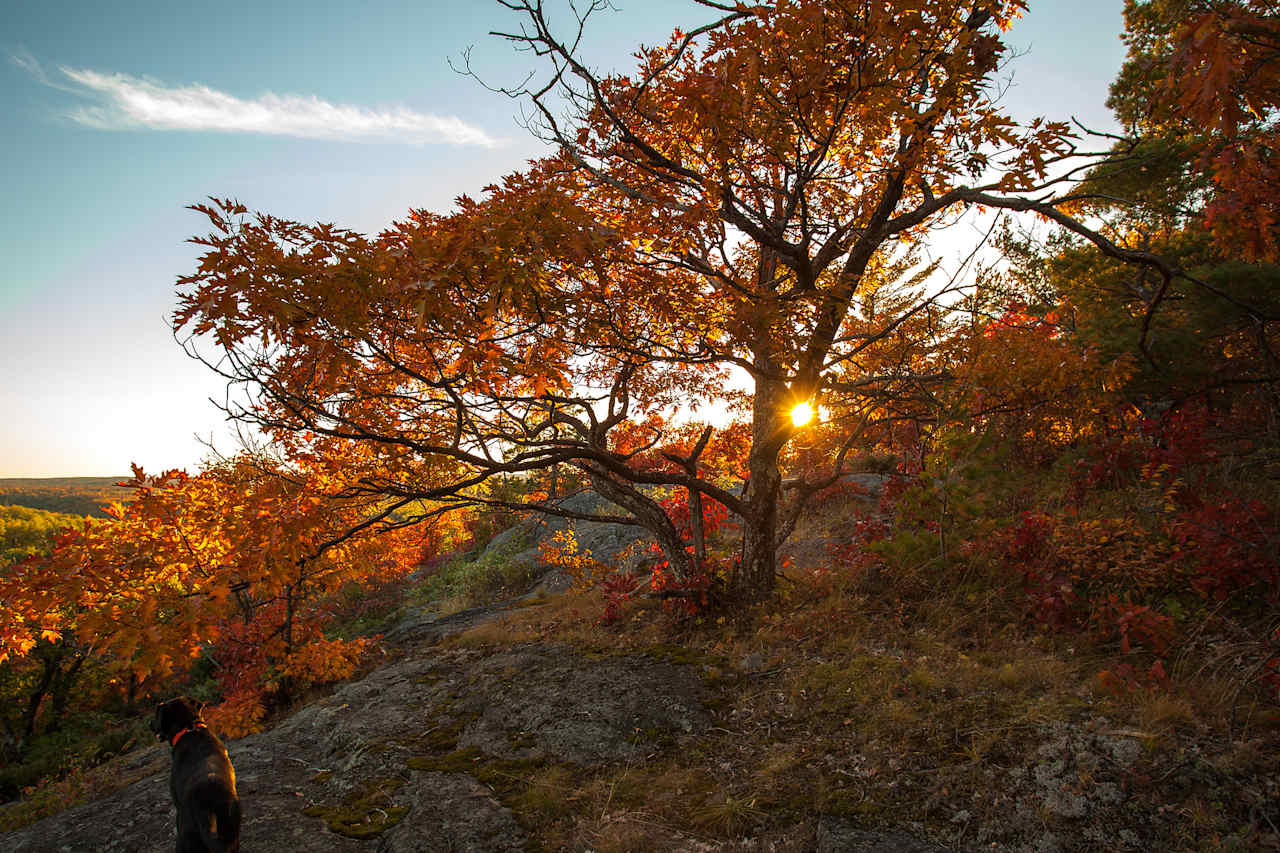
[{"left": 173, "top": 0, "right": 1218, "bottom": 602}]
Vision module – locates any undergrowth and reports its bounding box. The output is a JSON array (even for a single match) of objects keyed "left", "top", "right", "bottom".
[
  {"left": 444, "top": 544, "right": 1278, "bottom": 851},
  {"left": 410, "top": 529, "right": 538, "bottom": 614},
  {"left": 434, "top": 421, "right": 1279, "bottom": 850}
]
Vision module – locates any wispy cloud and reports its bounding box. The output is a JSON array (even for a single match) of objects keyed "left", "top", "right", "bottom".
[
  {"left": 13, "top": 52, "right": 498, "bottom": 147},
  {"left": 10, "top": 48, "right": 46, "bottom": 82},
  {"left": 10, "top": 48, "right": 74, "bottom": 92}
]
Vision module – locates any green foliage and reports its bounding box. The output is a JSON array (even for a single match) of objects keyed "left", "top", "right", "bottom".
[
  {"left": 0, "top": 504, "right": 87, "bottom": 565},
  {"left": 1075, "top": 135, "right": 1208, "bottom": 226},
  {"left": 988, "top": 0, "right": 1280, "bottom": 431},
  {"left": 0, "top": 710, "right": 147, "bottom": 803},
  {"left": 1107, "top": 0, "right": 1192, "bottom": 127},
  {"left": 325, "top": 574, "right": 417, "bottom": 640},
  {"left": 999, "top": 219, "right": 1280, "bottom": 415},
  {"left": 867, "top": 429, "right": 1019, "bottom": 587},
  {"left": 413, "top": 529, "right": 537, "bottom": 610}
]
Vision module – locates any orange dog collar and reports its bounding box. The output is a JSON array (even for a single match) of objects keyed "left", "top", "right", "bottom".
[{"left": 170, "top": 723, "right": 207, "bottom": 748}]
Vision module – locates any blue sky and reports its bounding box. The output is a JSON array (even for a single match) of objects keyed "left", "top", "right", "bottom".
[{"left": 1, "top": 0, "right": 1129, "bottom": 478}]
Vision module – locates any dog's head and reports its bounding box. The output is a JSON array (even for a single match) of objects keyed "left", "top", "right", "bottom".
[{"left": 150, "top": 696, "right": 205, "bottom": 742}]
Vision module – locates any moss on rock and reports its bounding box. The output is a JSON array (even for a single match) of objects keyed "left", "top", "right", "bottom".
[{"left": 301, "top": 776, "right": 408, "bottom": 839}]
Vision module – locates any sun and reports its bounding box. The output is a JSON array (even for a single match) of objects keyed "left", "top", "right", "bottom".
[{"left": 789, "top": 401, "right": 814, "bottom": 428}]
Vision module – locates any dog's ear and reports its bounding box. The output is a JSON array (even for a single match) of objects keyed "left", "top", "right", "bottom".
[{"left": 151, "top": 700, "right": 171, "bottom": 737}]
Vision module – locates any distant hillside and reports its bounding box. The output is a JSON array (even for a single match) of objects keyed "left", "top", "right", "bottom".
[{"left": 0, "top": 477, "right": 131, "bottom": 519}]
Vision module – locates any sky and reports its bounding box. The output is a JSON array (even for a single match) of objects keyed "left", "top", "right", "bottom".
[{"left": 1, "top": 0, "right": 1130, "bottom": 478}]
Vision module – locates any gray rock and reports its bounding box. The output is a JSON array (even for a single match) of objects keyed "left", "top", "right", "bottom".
[
  {"left": 816, "top": 816, "right": 949, "bottom": 852},
  {"left": 487, "top": 489, "right": 659, "bottom": 576},
  {"left": 839, "top": 473, "right": 891, "bottom": 499},
  {"left": 454, "top": 643, "right": 710, "bottom": 766},
  {"left": 386, "top": 600, "right": 514, "bottom": 646},
  {"left": 994, "top": 719, "right": 1157, "bottom": 850},
  {"left": 389, "top": 490, "right": 663, "bottom": 643},
  {"left": 378, "top": 772, "right": 525, "bottom": 852}
]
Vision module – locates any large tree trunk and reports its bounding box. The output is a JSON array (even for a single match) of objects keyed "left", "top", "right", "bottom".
[{"left": 732, "top": 373, "right": 789, "bottom": 600}]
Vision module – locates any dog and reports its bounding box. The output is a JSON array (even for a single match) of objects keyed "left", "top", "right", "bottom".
[{"left": 150, "top": 697, "right": 241, "bottom": 853}]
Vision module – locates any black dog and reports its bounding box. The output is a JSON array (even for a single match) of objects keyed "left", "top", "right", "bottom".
[{"left": 151, "top": 697, "right": 241, "bottom": 853}]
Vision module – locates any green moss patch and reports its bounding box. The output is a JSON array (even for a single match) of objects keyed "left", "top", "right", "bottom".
[
  {"left": 406, "top": 746, "right": 487, "bottom": 774},
  {"left": 302, "top": 777, "right": 408, "bottom": 839},
  {"left": 405, "top": 705, "right": 582, "bottom": 852},
  {"left": 641, "top": 642, "right": 729, "bottom": 669}
]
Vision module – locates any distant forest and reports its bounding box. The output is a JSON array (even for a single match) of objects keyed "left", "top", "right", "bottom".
[{"left": 0, "top": 478, "right": 130, "bottom": 519}]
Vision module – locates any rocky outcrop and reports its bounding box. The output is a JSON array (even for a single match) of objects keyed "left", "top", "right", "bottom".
[
  {"left": 2, "top": 621, "right": 947, "bottom": 853},
  {"left": 386, "top": 490, "right": 661, "bottom": 644},
  {"left": 0, "top": 633, "right": 717, "bottom": 853},
  {"left": 482, "top": 489, "right": 661, "bottom": 578},
  {"left": 0, "top": 476, "right": 953, "bottom": 853},
  {"left": 3, "top": 648, "right": 526, "bottom": 853},
  {"left": 450, "top": 643, "right": 708, "bottom": 767},
  {"left": 3, "top": 640, "right": 694, "bottom": 852}
]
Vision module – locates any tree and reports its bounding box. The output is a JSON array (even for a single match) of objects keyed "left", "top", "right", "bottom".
[
  {"left": 997, "top": 0, "right": 1280, "bottom": 430},
  {"left": 0, "top": 505, "right": 87, "bottom": 565},
  {"left": 0, "top": 508, "right": 92, "bottom": 761},
  {"left": 1109, "top": 0, "right": 1280, "bottom": 261},
  {"left": 0, "top": 457, "right": 422, "bottom": 736},
  {"left": 176, "top": 1, "right": 1196, "bottom": 602}
]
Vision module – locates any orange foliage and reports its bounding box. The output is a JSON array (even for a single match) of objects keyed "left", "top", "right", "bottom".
[
  {"left": 169, "top": 0, "right": 1126, "bottom": 599},
  {"left": 957, "top": 305, "right": 1136, "bottom": 451},
  {"left": 0, "top": 454, "right": 422, "bottom": 731},
  {"left": 1152, "top": 1, "right": 1280, "bottom": 259},
  {"left": 282, "top": 636, "right": 372, "bottom": 689},
  {"left": 203, "top": 688, "right": 267, "bottom": 740}
]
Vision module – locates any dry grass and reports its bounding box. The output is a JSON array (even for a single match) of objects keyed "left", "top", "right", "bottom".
[
  {"left": 582, "top": 812, "right": 702, "bottom": 853},
  {"left": 1136, "top": 693, "right": 1196, "bottom": 737},
  {"left": 449, "top": 586, "right": 689, "bottom": 653},
  {"left": 438, "top": 547, "right": 1279, "bottom": 851}
]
